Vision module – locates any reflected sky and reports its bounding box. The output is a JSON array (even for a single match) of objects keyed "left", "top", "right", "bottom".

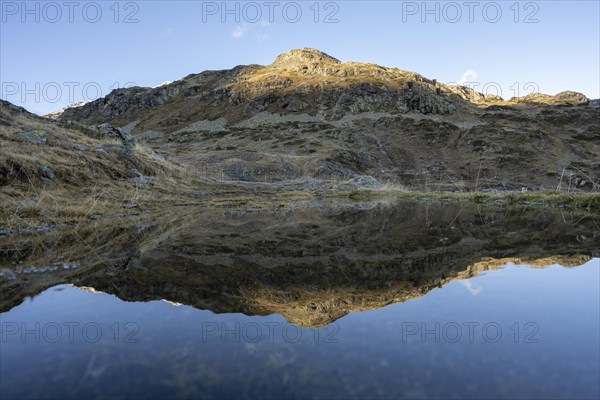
[{"left": 2, "top": 259, "right": 598, "bottom": 399}]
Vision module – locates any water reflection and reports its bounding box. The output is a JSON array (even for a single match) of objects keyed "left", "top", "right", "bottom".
[
  {"left": 1, "top": 201, "right": 597, "bottom": 325},
  {"left": 1, "top": 201, "right": 599, "bottom": 398}
]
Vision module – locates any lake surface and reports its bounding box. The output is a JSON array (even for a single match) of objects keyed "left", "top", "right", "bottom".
[{"left": 1, "top": 200, "right": 599, "bottom": 399}]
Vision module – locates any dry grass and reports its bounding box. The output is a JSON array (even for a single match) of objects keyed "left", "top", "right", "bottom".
[{"left": 0, "top": 112, "right": 207, "bottom": 229}]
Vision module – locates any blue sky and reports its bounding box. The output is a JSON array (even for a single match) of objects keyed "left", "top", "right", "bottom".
[{"left": 1, "top": 0, "right": 599, "bottom": 115}]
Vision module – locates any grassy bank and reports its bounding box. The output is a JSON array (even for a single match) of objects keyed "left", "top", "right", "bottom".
[{"left": 2, "top": 182, "right": 599, "bottom": 232}]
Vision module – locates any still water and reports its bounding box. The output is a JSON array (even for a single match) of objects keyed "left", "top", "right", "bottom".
[{"left": 1, "top": 201, "right": 599, "bottom": 399}]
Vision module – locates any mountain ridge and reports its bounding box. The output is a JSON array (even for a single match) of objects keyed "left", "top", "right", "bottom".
[{"left": 47, "top": 47, "right": 590, "bottom": 126}]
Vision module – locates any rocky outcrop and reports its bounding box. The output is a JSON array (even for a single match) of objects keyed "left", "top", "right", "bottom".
[
  {"left": 446, "top": 84, "right": 504, "bottom": 104},
  {"left": 511, "top": 90, "right": 589, "bottom": 105},
  {"left": 0, "top": 99, "right": 30, "bottom": 115},
  {"left": 92, "top": 123, "right": 135, "bottom": 145},
  {"left": 270, "top": 48, "right": 341, "bottom": 71}
]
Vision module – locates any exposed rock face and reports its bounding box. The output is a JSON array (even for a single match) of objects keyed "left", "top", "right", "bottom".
[
  {"left": 232, "top": 48, "right": 459, "bottom": 117},
  {"left": 270, "top": 48, "right": 342, "bottom": 70},
  {"left": 0, "top": 99, "right": 30, "bottom": 115},
  {"left": 553, "top": 91, "right": 589, "bottom": 105},
  {"left": 511, "top": 90, "right": 589, "bottom": 105},
  {"left": 58, "top": 87, "right": 149, "bottom": 121},
  {"left": 92, "top": 123, "right": 135, "bottom": 145},
  {"left": 447, "top": 85, "right": 504, "bottom": 104}
]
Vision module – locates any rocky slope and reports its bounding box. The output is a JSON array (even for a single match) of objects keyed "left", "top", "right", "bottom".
[
  {"left": 53, "top": 48, "right": 462, "bottom": 127},
  {"left": 0, "top": 99, "right": 179, "bottom": 188},
  {"left": 46, "top": 48, "right": 599, "bottom": 191},
  {"left": 0, "top": 98, "right": 200, "bottom": 229}
]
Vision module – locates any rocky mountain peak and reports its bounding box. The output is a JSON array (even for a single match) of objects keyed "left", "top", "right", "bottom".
[{"left": 271, "top": 48, "right": 341, "bottom": 67}]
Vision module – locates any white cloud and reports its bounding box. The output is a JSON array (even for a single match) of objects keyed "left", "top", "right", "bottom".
[
  {"left": 459, "top": 280, "right": 482, "bottom": 296},
  {"left": 231, "top": 21, "right": 271, "bottom": 41},
  {"left": 231, "top": 25, "right": 247, "bottom": 39},
  {"left": 458, "top": 69, "right": 478, "bottom": 85}
]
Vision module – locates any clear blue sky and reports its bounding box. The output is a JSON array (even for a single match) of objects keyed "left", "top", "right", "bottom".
[{"left": 1, "top": 0, "right": 599, "bottom": 115}]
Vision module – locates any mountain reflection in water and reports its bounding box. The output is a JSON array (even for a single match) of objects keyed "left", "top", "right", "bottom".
[{"left": 1, "top": 200, "right": 599, "bottom": 399}]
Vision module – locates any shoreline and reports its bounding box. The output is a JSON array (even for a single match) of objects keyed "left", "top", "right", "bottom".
[{"left": 1, "top": 183, "right": 598, "bottom": 232}]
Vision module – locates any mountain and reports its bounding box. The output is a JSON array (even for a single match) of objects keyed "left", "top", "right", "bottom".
[
  {"left": 51, "top": 48, "right": 461, "bottom": 127},
  {"left": 50, "top": 48, "right": 590, "bottom": 127},
  {"left": 46, "top": 48, "right": 599, "bottom": 191}
]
